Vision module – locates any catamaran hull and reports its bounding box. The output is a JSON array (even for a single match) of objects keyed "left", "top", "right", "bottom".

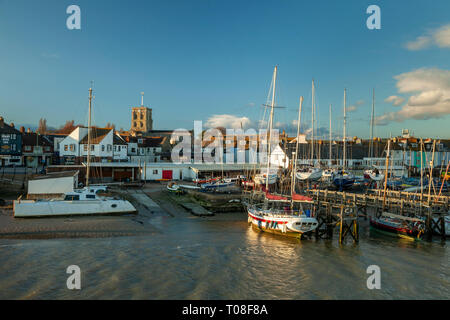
[
  {"left": 13, "top": 200, "right": 137, "bottom": 218},
  {"left": 247, "top": 208, "right": 318, "bottom": 238}
]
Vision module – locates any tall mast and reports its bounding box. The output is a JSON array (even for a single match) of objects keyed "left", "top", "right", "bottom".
[
  {"left": 291, "top": 96, "right": 303, "bottom": 196},
  {"left": 329, "top": 104, "right": 332, "bottom": 166},
  {"left": 311, "top": 80, "right": 315, "bottom": 164},
  {"left": 266, "top": 66, "right": 277, "bottom": 190},
  {"left": 86, "top": 86, "right": 93, "bottom": 187},
  {"left": 343, "top": 89, "right": 347, "bottom": 169},
  {"left": 427, "top": 140, "right": 436, "bottom": 205},
  {"left": 369, "top": 88, "right": 375, "bottom": 159},
  {"left": 382, "top": 138, "right": 391, "bottom": 211},
  {"left": 420, "top": 139, "right": 424, "bottom": 199}
]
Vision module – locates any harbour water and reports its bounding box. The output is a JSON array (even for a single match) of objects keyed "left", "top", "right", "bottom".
[{"left": 0, "top": 211, "right": 448, "bottom": 300}]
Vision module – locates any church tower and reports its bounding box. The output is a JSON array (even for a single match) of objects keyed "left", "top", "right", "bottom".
[{"left": 131, "top": 92, "right": 153, "bottom": 133}]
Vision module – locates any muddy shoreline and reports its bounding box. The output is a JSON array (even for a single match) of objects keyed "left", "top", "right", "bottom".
[{"left": 0, "top": 183, "right": 245, "bottom": 240}]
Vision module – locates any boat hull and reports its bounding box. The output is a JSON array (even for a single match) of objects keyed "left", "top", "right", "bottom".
[
  {"left": 333, "top": 177, "right": 354, "bottom": 189},
  {"left": 296, "top": 170, "right": 323, "bottom": 181},
  {"left": 13, "top": 199, "right": 137, "bottom": 218},
  {"left": 369, "top": 217, "right": 423, "bottom": 241},
  {"left": 247, "top": 207, "right": 318, "bottom": 238}
]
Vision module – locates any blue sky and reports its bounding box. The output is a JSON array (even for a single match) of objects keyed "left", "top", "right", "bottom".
[{"left": 0, "top": 0, "right": 449, "bottom": 138}]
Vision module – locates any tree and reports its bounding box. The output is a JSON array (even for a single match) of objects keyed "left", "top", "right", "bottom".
[
  {"left": 38, "top": 118, "right": 47, "bottom": 133},
  {"left": 54, "top": 120, "right": 77, "bottom": 134}
]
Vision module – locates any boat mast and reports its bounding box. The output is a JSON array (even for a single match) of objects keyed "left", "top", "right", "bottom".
[
  {"left": 427, "top": 140, "right": 436, "bottom": 205},
  {"left": 86, "top": 86, "right": 93, "bottom": 188},
  {"left": 291, "top": 96, "right": 303, "bottom": 197},
  {"left": 329, "top": 104, "right": 332, "bottom": 166},
  {"left": 420, "top": 138, "right": 424, "bottom": 199},
  {"left": 266, "top": 66, "right": 277, "bottom": 191},
  {"left": 369, "top": 88, "right": 375, "bottom": 159},
  {"left": 382, "top": 138, "right": 391, "bottom": 211},
  {"left": 343, "top": 89, "right": 347, "bottom": 169},
  {"left": 311, "top": 80, "right": 315, "bottom": 165}
]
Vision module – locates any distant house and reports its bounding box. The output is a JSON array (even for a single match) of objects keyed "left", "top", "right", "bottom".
[
  {"left": 22, "top": 131, "right": 54, "bottom": 168},
  {"left": 0, "top": 116, "right": 22, "bottom": 166},
  {"left": 122, "top": 135, "right": 165, "bottom": 163}
]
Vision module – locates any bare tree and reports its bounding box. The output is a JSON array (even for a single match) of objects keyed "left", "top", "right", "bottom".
[{"left": 38, "top": 118, "right": 47, "bottom": 133}]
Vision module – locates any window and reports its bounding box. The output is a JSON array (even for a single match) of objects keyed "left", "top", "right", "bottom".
[
  {"left": 102, "top": 145, "right": 105, "bottom": 152},
  {"left": 114, "top": 146, "right": 117, "bottom": 152},
  {"left": 107, "top": 144, "right": 112, "bottom": 152},
  {"left": 84, "top": 145, "right": 88, "bottom": 151},
  {"left": 140, "top": 122, "right": 143, "bottom": 127},
  {"left": 140, "top": 113, "right": 143, "bottom": 120},
  {"left": 133, "top": 121, "right": 137, "bottom": 127},
  {"left": 12, "top": 134, "right": 16, "bottom": 139},
  {"left": 86, "top": 194, "right": 96, "bottom": 199},
  {"left": 153, "top": 170, "right": 158, "bottom": 174},
  {"left": 64, "top": 145, "right": 68, "bottom": 151},
  {"left": 131, "top": 148, "right": 136, "bottom": 153},
  {"left": 45, "top": 146, "right": 50, "bottom": 152},
  {"left": 12, "top": 144, "right": 16, "bottom": 151},
  {"left": 25, "top": 145, "right": 32, "bottom": 151},
  {"left": 133, "top": 112, "right": 137, "bottom": 120},
  {"left": 70, "top": 144, "right": 75, "bottom": 152},
  {"left": 64, "top": 195, "right": 79, "bottom": 201}
]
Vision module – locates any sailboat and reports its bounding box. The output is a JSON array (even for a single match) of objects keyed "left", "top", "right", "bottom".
[
  {"left": 296, "top": 80, "right": 322, "bottom": 181},
  {"left": 14, "top": 87, "right": 137, "bottom": 218},
  {"left": 321, "top": 104, "right": 337, "bottom": 182},
  {"left": 333, "top": 89, "right": 355, "bottom": 190},
  {"left": 247, "top": 75, "right": 318, "bottom": 238},
  {"left": 253, "top": 67, "right": 280, "bottom": 187},
  {"left": 364, "top": 89, "right": 385, "bottom": 183}
]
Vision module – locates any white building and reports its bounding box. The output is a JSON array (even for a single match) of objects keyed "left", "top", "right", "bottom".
[{"left": 59, "top": 127, "right": 128, "bottom": 164}]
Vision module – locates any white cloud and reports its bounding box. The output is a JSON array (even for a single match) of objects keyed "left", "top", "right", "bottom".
[
  {"left": 405, "top": 23, "right": 450, "bottom": 50},
  {"left": 347, "top": 100, "right": 363, "bottom": 112},
  {"left": 434, "top": 24, "right": 450, "bottom": 48},
  {"left": 376, "top": 68, "right": 450, "bottom": 125},
  {"left": 385, "top": 95, "right": 405, "bottom": 106},
  {"left": 205, "top": 114, "right": 252, "bottom": 129}
]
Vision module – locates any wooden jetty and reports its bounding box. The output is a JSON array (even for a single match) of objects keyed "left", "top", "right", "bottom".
[
  {"left": 242, "top": 188, "right": 449, "bottom": 242},
  {"left": 306, "top": 189, "right": 448, "bottom": 240}
]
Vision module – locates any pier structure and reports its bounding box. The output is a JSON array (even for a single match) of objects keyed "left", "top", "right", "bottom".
[{"left": 306, "top": 189, "right": 449, "bottom": 241}]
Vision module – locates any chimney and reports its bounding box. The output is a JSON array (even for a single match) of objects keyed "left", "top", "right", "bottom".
[
  {"left": 20, "top": 126, "right": 25, "bottom": 133},
  {"left": 27, "top": 128, "right": 31, "bottom": 133},
  {"left": 0, "top": 116, "right": 4, "bottom": 126}
]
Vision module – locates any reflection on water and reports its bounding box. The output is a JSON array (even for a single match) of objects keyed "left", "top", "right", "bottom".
[{"left": 0, "top": 214, "right": 449, "bottom": 299}]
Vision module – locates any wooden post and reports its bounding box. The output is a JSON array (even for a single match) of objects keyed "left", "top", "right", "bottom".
[
  {"left": 440, "top": 216, "right": 446, "bottom": 241},
  {"left": 426, "top": 206, "right": 432, "bottom": 241}
]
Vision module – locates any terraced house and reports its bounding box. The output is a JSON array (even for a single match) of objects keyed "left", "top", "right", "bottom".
[
  {"left": 0, "top": 116, "right": 22, "bottom": 166},
  {"left": 59, "top": 127, "right": 128, "bottom": 164}
]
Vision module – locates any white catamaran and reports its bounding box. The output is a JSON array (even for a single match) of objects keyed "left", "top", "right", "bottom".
[{"left": 14, "top": 87, "right": 137, "bottom": 218}]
